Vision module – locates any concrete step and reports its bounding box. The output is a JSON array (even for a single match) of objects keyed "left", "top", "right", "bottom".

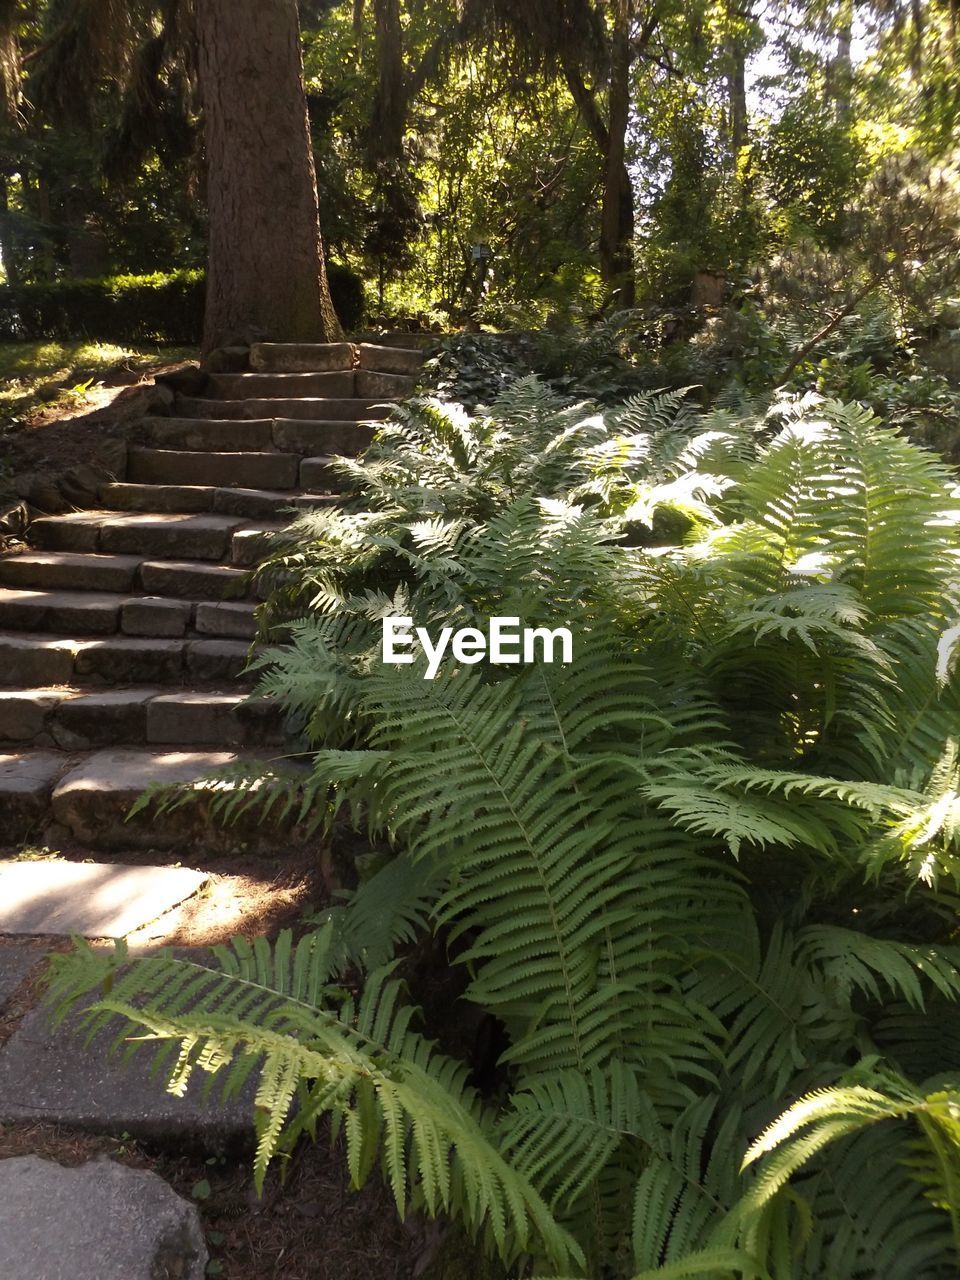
[
  {"left": 174, "top": 396, "right": 392, "bottom": 421},
  {"left": 205, "top": 370, "right": 356, "bottom": 398},
  {"left": 249, "top": 341, "right": 354, "bottom": 372},
  {"left": 30, "top": 512, "right": 267, "bottom": 562},
  {"left": 101, "top": 482, "right": 339, "bottom": 519},
  {"left": 0, "top": 552, "right": 142, "bottom": 593},
  {"left": 128, "top": 448, "right": 301, "bottom": 490},
  {"left": 357, "top": 342, "right": 425, "bottom": 375},
  {"left": 0, "top": 687, "right": 281, "bottom": 750},
  {"left": 0, "top": 632, "right": 254, "bottom": 688}
]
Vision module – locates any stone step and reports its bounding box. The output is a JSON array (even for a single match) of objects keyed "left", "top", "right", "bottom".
[
  {"left": 299, "top": 456, "right": 343, "bottom": 491},
  {"left": 0, "top": 588, "right": 133, "bottom": 637},
  {"left": 0, "top": 865, "right": 209, "bottom": 939},
  {"left": 50, "top": 748, "right": 305, "bottom": 852},
  {"left": 141, "top": 417, "right": 274, "bottom": 451},
  {"left": 0, "top": 632, "right": 254, "bottom": 688},
  {"left": 249, "top": 340, "right": 355, "bottom": 372},
  {"left": 230, "top": 522, "right": 285, "bottom": 567},
  {"left": 0, "top": 552, "right": 142, "bottom": 593},
  {"left": 355, "top": 331, "right": 438, "bottom": 349},
  {"left": 174, "top": 395, "right": 392, "bottom": 421},
  {"left": 0, "top": 746, "right": 299, "bottom": 849},
  {"left": 102, "top": 481, "right": 215, "bottom": 513},
  {"left": 128, "top": 448, "right": 301, "bottom": 490},
  {"left": 146, "top": 690, "right": 281, "bottom": 747},
  {"left": 205, "top": 370, "right": 356, "bottom": 398},
  {"left": 272, "top": 418, "right": 375, "bottom": 456},
  {"left": 0, "top": 751, "right": 66, "bottom": 839},
  {"left": 0, "top": 746, "right": 296, "bottom": 851},
  {"left": 138, "top": 416, "right": 375, "bottom": 458},
  {"left": 30, "top": 512, "right": 268, "bottom": 561},
  {"left": 0, "top": 588, "right": 259, "bottom": 641},
  {"left": 357, "top": 341, "right": 425, "bottom": 374},
  {"left": 0, "top": 552, "right": 251, "bottom": 602},
  {"left": 101, "top": 482, "right": 339, "bottom": 519},
  {"left": 138, "top": 558, "right": 250, "bottom": 600},
  {"left": 356, "top": 369, "right": 416, "bottom": 398},
  {"left": 0, "top": 687, "right": 281, "bottom": 750}
]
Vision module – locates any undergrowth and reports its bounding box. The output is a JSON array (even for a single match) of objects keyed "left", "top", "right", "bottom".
[{"left": 49, "top": 372, "right": 960, "bottom": 1278}]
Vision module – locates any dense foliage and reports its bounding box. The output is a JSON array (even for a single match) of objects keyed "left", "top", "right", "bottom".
[
  {"left": 52, "top": 370, "right": 960, "bottom": 1276},
  {"left": 0, "top": 262, "right": 365, "bottom": 341},
  {"left": 3, "top": 0, "right": 960, "bottom": 324}
]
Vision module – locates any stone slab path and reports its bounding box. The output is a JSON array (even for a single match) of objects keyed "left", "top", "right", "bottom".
[
  {"left": 0, "top": 947, "right": 256, "bottom": 1148},
  {"left": 0, "top": 1155, "right": 207, "bottom": 1279},
  {"left": 0, "top": 860, "right": 208, "bottom": 938},
  {"left": 0, "top": 939, "right": 47, "bottom": 1007}
]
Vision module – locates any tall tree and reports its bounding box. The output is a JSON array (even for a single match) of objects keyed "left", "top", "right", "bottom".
[
  {"left": 196, "top": 0, "right": 342, "bottom": 348},
  {"left": 472, "top": 0, "right": 665, "bottom": 306}
]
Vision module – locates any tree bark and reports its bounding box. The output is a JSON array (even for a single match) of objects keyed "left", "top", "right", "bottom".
[
  {"left": 730, "top": 42, "right": 747, "bottom": 154},
  {"left": 195, "top": 0, "right": 342, "bottom": 351},
  {"left": 827, "top": 0, "right": 854, "bottom": 120},
  {"left": 599, "top": 0, "right": 635, "bottom": 305},
  {"left": 370, "top": 0, "right": 406, "bottom": 162},
  {"left": 0, "top": 172, "right": 20, "bottom": 285}
]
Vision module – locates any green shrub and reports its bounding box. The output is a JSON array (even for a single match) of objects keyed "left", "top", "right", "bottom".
[
  {"left": 0, "top": 262, "right": 365, "bottom": 343},
  {"left": 49, "top": 383, "right": 960, "bottom": 1277},
  {"left": 0, "top": 271, "right": 205, "bottom": 344}
]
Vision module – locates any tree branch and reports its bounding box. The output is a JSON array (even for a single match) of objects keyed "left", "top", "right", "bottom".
[{"left": 777, "top": 273, "right": 884, "bottom": 384}]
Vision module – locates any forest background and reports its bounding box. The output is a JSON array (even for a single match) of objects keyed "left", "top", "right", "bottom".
[{"left": 1, "top": 0, "right": 957, "bottom": 342}]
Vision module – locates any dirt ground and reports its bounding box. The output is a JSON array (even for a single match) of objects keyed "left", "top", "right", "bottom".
[{"left": 0, "top": 1118, "right": 441, "bottom": 1279}]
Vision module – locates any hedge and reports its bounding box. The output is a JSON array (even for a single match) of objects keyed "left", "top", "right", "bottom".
[{"left": 0, "top": 264, "right": 366, "bottom": 344}]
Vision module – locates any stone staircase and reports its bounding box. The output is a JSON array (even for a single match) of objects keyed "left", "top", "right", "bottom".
[{"left": 0, "top": 338, "right": 425, "bottom": 853}]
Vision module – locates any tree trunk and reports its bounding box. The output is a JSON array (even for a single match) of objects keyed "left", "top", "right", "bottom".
[
  {"left": 195, "top": 0, "right": 342, "bottom": 351},
  {"left": 599, "top": 0, "right": 635, "bottom": 305},
  {"left": 827, "top": 0, "right": 854, "bottom": 120},
  {"left": 730, "top": 43, "right": 747, "bottom": 154},
  {"left": 370, "top": 0, "right": 406, "bottom": 163},
  {"left": 0, "top": 172, "right": 20, "bottom": 285}
]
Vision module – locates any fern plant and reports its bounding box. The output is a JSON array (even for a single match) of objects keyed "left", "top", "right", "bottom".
[{"left": 49, "top": 381, "right": 960, "bottom": 1278}]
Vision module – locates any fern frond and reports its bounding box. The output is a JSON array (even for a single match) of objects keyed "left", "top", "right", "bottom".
[{"left": 45, "top": 933, "right": 583, "bottom": 1272}]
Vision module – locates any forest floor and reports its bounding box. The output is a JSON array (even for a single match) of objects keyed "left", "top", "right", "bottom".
[
  {"left": 0, "top": 1116, "right": 426, "bottom": 1279},
  {"left": 0, "top": 341, "right": 198, "bottom": 499}
]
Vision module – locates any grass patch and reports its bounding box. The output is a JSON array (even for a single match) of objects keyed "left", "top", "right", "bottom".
[{"left": 0, "top": 339, "right": 196, "bottom": 424}]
